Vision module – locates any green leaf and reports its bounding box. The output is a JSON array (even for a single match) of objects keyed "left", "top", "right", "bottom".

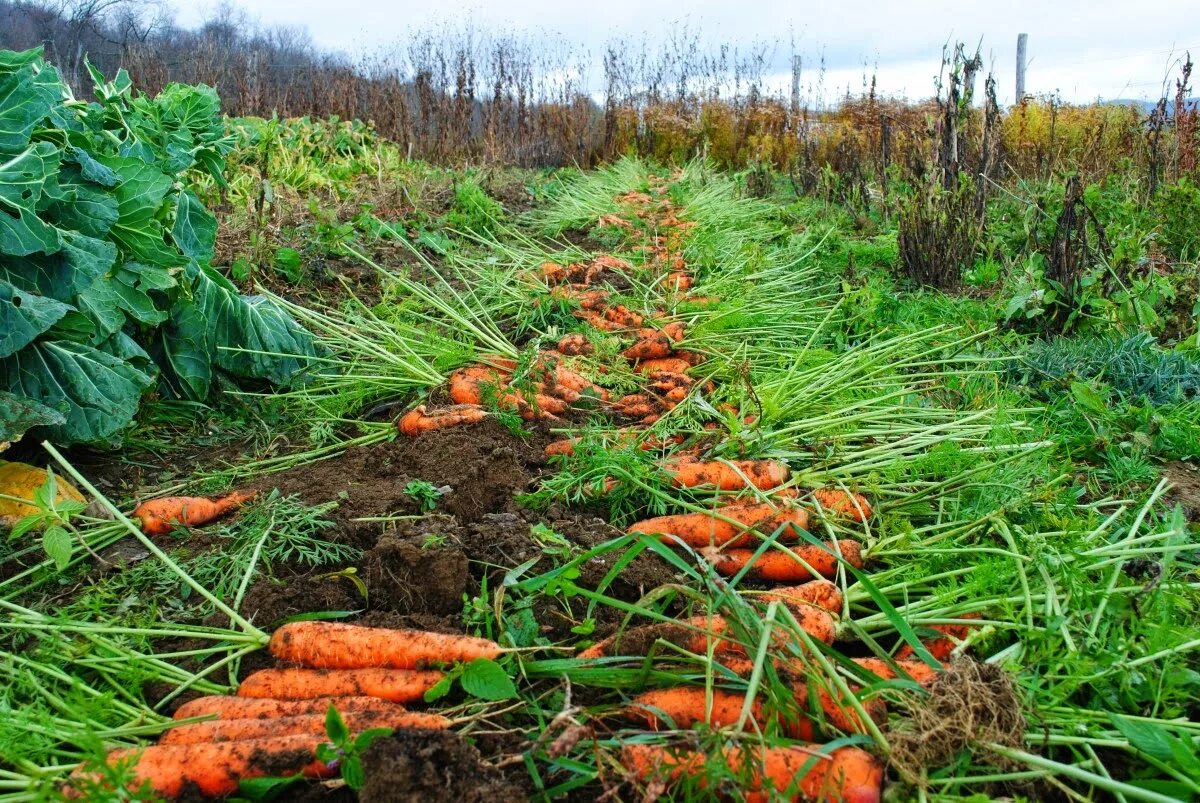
[
  {"left": 324, "top": 705, "right": 349, "bottom": 744},
  {"left": 41, "top": 525, "right": 72, "bottom": 569},
  {"left": 0, "top": 339, "right": 154, "bottom": 443},
  {"left": 1109, "top": 714, "right": 1176, "bottom": 762},
  {"left": 32, "top": 471, "right": 56, "bottom": 510},
  {"left": 0, "top": 390, "right": 64, "bottom": 444},
  {"left": 97, "top": 156, "right": 187, "bottom": 268},
  {"left": 0, "top": 144, "right": 62, "bottom": 255},
  {"left": 172, "top": 190, "right": 217, "bottom": 264},
  {"left": 459, "top": 658, "right": 517, "bottom": 701},
  {"left": 0, "top": 280, "right": 70, "bottom": 357},
  {"left": 353, "top": 727, "right": 393, "bottom": 752},
  {"left": 1070, "top": 380, "right": 1110, "bottom": 416},
  {"left": 422, "top": 672, "right": 456, "bottom": 703},
  {"left": 341, "top": 756, "right": 365, "bottom": 790},
  {"left": 235, "top": 774, "right": 305, "bottom": 801},
  {"left": 0, "top": 53, "right": 60, "bottom": 157}
]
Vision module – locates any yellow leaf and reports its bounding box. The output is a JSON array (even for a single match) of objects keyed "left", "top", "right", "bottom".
[{"left": 0, "top": 461, "right": 87, "bottom": 529}]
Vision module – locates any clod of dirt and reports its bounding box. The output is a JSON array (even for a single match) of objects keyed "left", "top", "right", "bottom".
[
  {"left": 240, "top": 571, "right": 363, "bottom": 629},
  {"left": 252, "top": 419, "right": 547, "bottom": 548},
  {"left": 363, "top": 514, "right": 470, "bottom": 614},
  {"left": 359, "top": 728, "right": 526, "bottom": 802},
  {"left": 888, "top": 659, "right": 1026, "bottom": 783}
]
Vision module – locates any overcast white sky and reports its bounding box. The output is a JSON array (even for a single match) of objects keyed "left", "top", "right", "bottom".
[{"left": 170, "top": 0, "right": 1199, "bottom": 104}]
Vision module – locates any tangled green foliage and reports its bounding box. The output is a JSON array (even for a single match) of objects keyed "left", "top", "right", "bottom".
[
  {"left": 0, "top": 47, "right": 314, "bottom": 445},
  {"left": 1016, "top": 333, "right": 1200, "bottom": 404}
]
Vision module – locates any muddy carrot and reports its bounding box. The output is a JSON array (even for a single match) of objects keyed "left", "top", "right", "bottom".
[
  {"left": 635, "top": 357, "right": 694, "bottom": 375},
  {"left": 269, "top": 621, "right": 501, "bottom": 671},
  {"left": 711, "top": 540, "right": 864, "bottom": 581},
  {"left": 811, "top": 488, "right": 873, "bottom": 522},
  {"left": 78, "top": 736, "right": 333, "bottom": 798},
  {"left": 665, "top": 458, "right": 789, "bottom": 491},
  {"left": 623, "top": 328, "right": 676, "bottom": 360},
  {"left": 556, "top": 333, "right": 593, "bottom": 355},
  {"left": 666, "top": 271, "right": 692, "bottom": 291},
  {"left": 579, "top": 610, "right": 834, "bottom": 659},
  {"left": 545, "top": 439, "right": 576, "bottom": 457},
  {"left": 895, "top": 614, "right": 981, "bottom": 661},
  {"left": 540, "top": 261, "right": 567, "bottom": 283},
  {"left": 621, "top": 743, "right": 883, "bottom": 803},
  {"left": 448, "top": 364, "right": 512, "bottom": 406},
  {"left": 603, "top": 305, "right": 644, "bottom": 327},
  {"left": 237, "top": 668, "right": 445, "bottom": 703},
  {"left": 629, "top": 687, "right": 759, "bottom": 732},
  {"left": 760, "top": 579, "right": 844, "bottom": 614},
  {"left": 397, "top": 404, "right": 488, "bottom": 436},
  {"left": 628, "top": 503, "right": 808, "bottom": 548},
  {"left": 134, "top": 492, "right": 255, "bottom": 536},
  {"left": 852, "top": 657, "right": 943, "bottom": 686},
  {"left": 792, "top": 682, "right": 888, "bottom": 737},
  {"left": 172, "top": 695, "right": 390, "bottom": 721},
  {"left": 161, "top": 709, "right": 448, "bottom": 745}
]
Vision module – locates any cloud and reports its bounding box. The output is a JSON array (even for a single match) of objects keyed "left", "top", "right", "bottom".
[{"left": 170, "top": 0, "right": 1200, "bottom": 103}]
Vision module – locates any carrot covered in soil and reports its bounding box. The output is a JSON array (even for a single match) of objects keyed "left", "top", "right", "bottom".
[
  {"left": 269, "top": 621, "right": 502, "bottom": 670},
  {"left": 621, "top": 743, "right": 884, "bottom": 803},
  {"left": 811, "top": 488, "right": 873, "bottom": 522},
  {"left": 665, "top": 458, "right": 789, "bottom": 491},
  {"left": 629, "top": 687, "right": 819, "bottom": 740},
  {"left": 635, "top": 357, "right": 695, "bottom": 375},
  {"left": 237, "top": 667, "right": 445, "bottom": 703},
  {"left": 160, "top": 709, "right": 449, "bottom": 745},
  {"left": 76, "top": 735, "right": 333, "bottom": 798},
  {"left": 397, "top": 404, "right": 487, "bottom": 436},
  {"left": 628, "top": 503, "right": 809, "bottom": 548},
  {"left": 711, "top": 540, "right": 864, "bottom": 581},
  {"left": 759, "top": 580, "right": 844, "bottom": 614},
  {"left": 134, "top": 492, "right": 255, "bottom": 536},
  {"left": 172, "top": 694, "right": 391, "bottom": 721},
  {"left": 556, "top": 333, "right": 594, "bottom": 355}
]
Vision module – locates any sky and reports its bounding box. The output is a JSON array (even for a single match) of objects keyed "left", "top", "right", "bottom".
[{"left": 170, "top": 0, "right": 1200, "bottom": 105}]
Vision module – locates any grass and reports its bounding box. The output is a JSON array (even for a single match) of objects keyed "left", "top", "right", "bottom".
[{"left": 0, "top": 133, "right": 1196, "bottom": 803}]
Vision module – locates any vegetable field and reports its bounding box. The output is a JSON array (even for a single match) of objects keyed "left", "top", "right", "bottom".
[{"left": 2, "top": 47, "right": 1200, "bottom": 803}]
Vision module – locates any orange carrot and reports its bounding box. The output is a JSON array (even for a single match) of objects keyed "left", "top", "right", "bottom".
[
  {"left": 628, "top": 503, "right": 809, "bottom": 548},
  {"left": 621, "top": 743, "right": 883, "bottom": 803},
  {"left": 812, "top": 488, "right": 873, "bottom": 522},
  {"left": 623, "top": 329, "right": 675, "bottom": 361},
  {"left": 78, "top": 736, "right": 332, "bottom": 798},
  {"left": 662, "top": 321, "right": 685, "bottom": 341},
  {"left": 791, "top": 681, "right": 888, "bottom": 737},
  {"left": 603, "top": 304, "right": 644, "bottom": 327},
  {"left": 135, "top": 492, "right": 255, "bottom": 536},
  {"left": 237, "top": 668, "right": 444, "bottom": 703},
  {"left": 852, "top": 657, "right": 943, "bottom": 686},
  {"left": 895, "top": 614, "right": 981, "bottom": 661},
  {"left": 540, "top": 261, "right": 567, "bottom": 283},
  {"left": 591, "top": 254, "right": 633, "bottom": 273},
  {"left": 635, "top": 357, "right": 694, "bottom": 375},
  {"left": 172, "top": 695, "right": 389, "bottom": 721},
  {"left": 711, "top": 540, "right": 864, "bottom": 581},
  {"left": 448, "top": 364, "right": 512, "bottom": 406},
  {"left": 544, "top": 439, "right": 576, "bottom": 457},
  {"left": 397, "top": 404, "right": 487, "bottom": 436},
  {"left": 665, "top": 458, "right": 789, "bottom": 491},
  {"left": 556, "top": 333, "right": 593, "bottom": 355},
  {"left": 579, "top": 609, "right": 834, "bottom": 659},
  {"left": 160, "top": 709, "right": 447, "bottom": 746},
  {"left": 269, "top": 621, "right": 501, "bottom": 670},
  {"left": 629, "top": 687, "right": 759, "bottom": 732},
  {"left": 760, "top": 580, "right": 844, "bottom": 614},
  {"left": 666, "top": 271, "right": 693, "bottom": 291}
]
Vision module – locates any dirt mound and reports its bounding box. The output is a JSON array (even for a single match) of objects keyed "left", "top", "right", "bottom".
[
  {"left": 359, "top": 728, "right": 526, "bottom": 803},
  {"left": 253, "top": 419, "right": 549, "bottom": 545},
  {"left": 363, "top": 513, "right": 471, "bottom": 614}
]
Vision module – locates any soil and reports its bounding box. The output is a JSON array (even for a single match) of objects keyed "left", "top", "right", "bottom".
[
  {"left": 358, "top": 729, "right": 526, "bottom": 802},
  {"left": 1163, "top": 460, "right": 1200, "bottom": 522}
]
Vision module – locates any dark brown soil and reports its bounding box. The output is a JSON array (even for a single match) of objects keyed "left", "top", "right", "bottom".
[
  {"left": 1164, "top": 460, "right": 1200, "bottom": 522},
  {"left": 250, "top": 419, "right": 549, "bottom": 547},
  {"left": 359, "top": 729, "right": 526, "bottom": 803}
]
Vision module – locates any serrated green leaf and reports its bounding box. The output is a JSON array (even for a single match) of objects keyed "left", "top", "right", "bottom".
[
  {"left": 324, "top": 705, "right": 349, "bottom": 744},
  {"left": 459, "top": 658, "right": 517, "bottom": 701},
  {"left": 41, "top": 525, "right": 72, "bottom": 569}
]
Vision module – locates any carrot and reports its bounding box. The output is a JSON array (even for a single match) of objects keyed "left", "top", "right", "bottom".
[
  {"left": 852, "top": 657, "right": 943, "bottom": 686},
  {"left": 580, "top": 610, "right": 834, "bottom": 659},
  {"left": 597, "top": 213, "right": 634, "bottom": 230},
  {"left": 711, "top": 540, "right": 864, "bottom": 581},
  {"left": 549, "top": 363, "right": 608, "bottom": 401},
  {"left": 613, "top": 392, "right": 662, "bottom": 418},
  {"left": 635, "top": 357, "right": 694, "bottom": 375},
  {"left": 557, "top": 333, "right": 593, "bottom": 355},
  {"left": 760, "top": 580, "right": 844, "bottom": 614},
  {"left": 78, "top": 735, "right": 332, "bottom": 798},
  {"left": 812, "top": 488, "right": 873, "bottom": 522},
  {"left": 540, "top": 261, "right": 567, "bottom": 283},
  {"left": 397, "top": 404, "right": 487, "bottom": 436},
  {"left": 269, "top": 621, "right": 501, "bottom": 671},
  {"left": 603, "top": 304, "right": 644, "bottom": 327},
  {"left": 575, "top": 308, "right": 628, "bottom": 331},
  {"left": 237, "top": 668, "right": 444, "bottom": 703},
  {"left": 665, "top": 458, "right": 789, "bottom": 491},
  {"left": 160, "top": 709, "right": 448, "bottom": 746},
  {"left": 791, "top": 681, "right": 888, "bottom": 736},
  {"left": 551, "top": 286, "right": 610, "bottom": 309},
  {"left": 172, "top": 695, "right": 390, "bottom": 721},
  {"left": 895, "top": 614, "right": 981, "bottom": 661},
  {"left": 666, "top": 271, "right": 692, "bottom": 291},
  {"left": 591, "top": 254, "right": 633, "bottom": 272},
  {"left": 134, "top": 492, "right": 255, "bottom": 537},
  {"left": 448, "top": 364, "right": 512, "bottom": 406},
  {"left": 629, "top": 687, "right": 760, "bottom": 732},
  {"left": 623, "top": 329, "right": 674, "bottom": 360},
  {"left": 621, "top": 743, "right": 883, "bottom": 803},
  {"left": 544, "top": 439, "right": 576, "bottom": 457},
  {"left": 682, "top": 295, "right": 721, "bottom": 306},
  {"left": 628, "top": 503, "right": 809, "bottom": 548}
]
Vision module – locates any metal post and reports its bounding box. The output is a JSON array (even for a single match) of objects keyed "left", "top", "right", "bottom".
[{"left": 1016, "top": 33, "right": 1028, "bottom": 100}]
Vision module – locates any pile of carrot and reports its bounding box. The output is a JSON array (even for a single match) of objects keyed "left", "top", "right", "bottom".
[{"left": 77, "top": 622, "right": 501, "bottom": 798}]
